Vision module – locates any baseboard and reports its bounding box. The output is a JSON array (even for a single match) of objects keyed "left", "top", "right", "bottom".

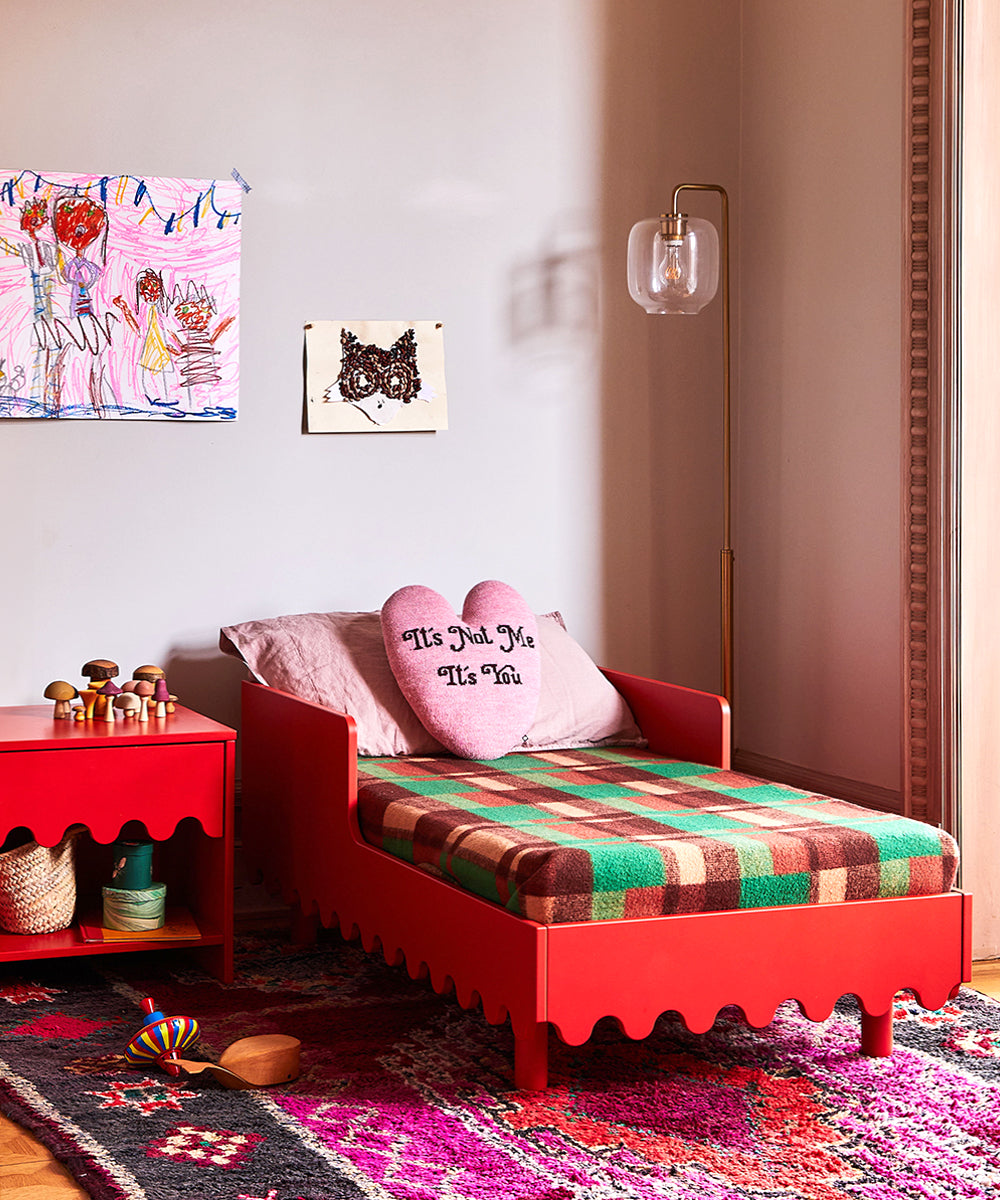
[{"left": 732, "top": 749, "right": 904, "bottom": 815}]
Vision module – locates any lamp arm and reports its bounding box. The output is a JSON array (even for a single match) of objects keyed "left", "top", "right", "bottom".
[{"left": 668, "top": 182, "right": 733, "bottom": 703}]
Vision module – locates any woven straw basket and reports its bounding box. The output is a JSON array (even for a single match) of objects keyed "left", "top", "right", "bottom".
[{"left": 0, "top": 826, "right": 83, "bottom": 934}]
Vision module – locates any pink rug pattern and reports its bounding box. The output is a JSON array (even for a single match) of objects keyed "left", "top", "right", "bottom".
[{"left": 1, "top": 932, "right": 999, "bottom": 1199}]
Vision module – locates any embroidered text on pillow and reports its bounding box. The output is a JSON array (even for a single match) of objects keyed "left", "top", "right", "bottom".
[{"left": 381, "top": 581, "right": 542, "bottom": 760}]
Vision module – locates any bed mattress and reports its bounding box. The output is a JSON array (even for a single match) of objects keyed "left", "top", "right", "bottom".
[{"left": 356, "top": 747, "right": 959, "bottom": 924}]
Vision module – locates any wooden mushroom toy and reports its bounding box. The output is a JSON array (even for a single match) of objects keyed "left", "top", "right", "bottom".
[
  {"left": 83, "top": 659, "right": 118, "bottom": 718},
  {"left": 79, "top": 688, "right": 100, "bottom": 720},
  {"left": 152, "top": 678, "right": 171, "bottom": 718},
  {"left": 134, "top": 679, "right": 155, "bottom": 722},
  {"left": 100, "top": 679, "right": 121, "bottom": 722},
  {"left": 44, "top": 681, "right": 78, "bottom": 719},
  {"left": 114, "top": 691, "right": 141, "bottom": 720},
  {"left": 133, "top": 665, "right": 165, "bottom": 686},
  {"left": 82, "top": 658, "right": 119, "bottom": 684}
]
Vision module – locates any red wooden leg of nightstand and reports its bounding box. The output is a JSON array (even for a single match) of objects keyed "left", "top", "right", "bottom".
[
  {"left": 193, "top": 943, "right": 233, "bottom": 985},
  {"left": 861, "top": 1009, "right": 894, "bottom": 1056}
]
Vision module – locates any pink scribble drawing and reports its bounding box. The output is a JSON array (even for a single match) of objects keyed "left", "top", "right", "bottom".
[{"left": 0, "top": 170, "right": 241, "bottom": 420}]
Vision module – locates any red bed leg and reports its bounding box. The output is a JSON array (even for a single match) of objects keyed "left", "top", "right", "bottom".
[
  {"left": 860, "top": 1009, "right": 894, "bottom": 1056},
  {"left": 514, "top": 1022, "right": 549, "bottom": 1090}
]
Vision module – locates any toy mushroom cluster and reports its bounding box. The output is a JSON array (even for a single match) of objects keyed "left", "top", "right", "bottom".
[{"left": 43, "top": 661, "right": 177, "bottom": 721}]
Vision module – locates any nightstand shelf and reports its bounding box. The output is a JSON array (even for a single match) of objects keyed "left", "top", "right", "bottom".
[
  {"left": 0, "top": 704, "right": 236, "bottom": 982},
  {"left": 0, "top": 924, "right": 226, "bottom": 962}
]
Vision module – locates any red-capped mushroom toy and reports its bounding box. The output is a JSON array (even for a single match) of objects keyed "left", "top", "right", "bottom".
[
  {"left": 152, "top": 678, "right": 171, "bottom": 718},
  {"left": 100, "top": 679, "right": 121, "bottom": 722}
]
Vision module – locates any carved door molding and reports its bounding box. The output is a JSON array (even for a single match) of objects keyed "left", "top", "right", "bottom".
[{"left": 903, "top": 0, "right": 959, "bottom": 829}]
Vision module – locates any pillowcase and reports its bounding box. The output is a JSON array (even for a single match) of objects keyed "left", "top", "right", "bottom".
[
  {"left": 380, "top": 580, "right": 542, "bottom": 760},
  {"left": 220, "top": 609, "right": 438, "bottom": 757},
  {"left": 220, "top": 608, "right": 643, "bottom": 757}
]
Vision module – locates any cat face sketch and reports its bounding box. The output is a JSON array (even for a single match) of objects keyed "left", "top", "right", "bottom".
[{"left": 337, "top": 327, "right": 421, "bottom": 404}]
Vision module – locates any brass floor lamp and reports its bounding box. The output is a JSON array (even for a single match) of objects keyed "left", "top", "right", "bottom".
[{"left": 627, "top": 184, "right": 732, "bottom": 703}]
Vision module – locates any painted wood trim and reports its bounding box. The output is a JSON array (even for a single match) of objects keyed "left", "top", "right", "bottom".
[
  {"left": 903, "top": 0, "right": 959, "bottom": 829},
  {"left": 732, "top": 749, "right": 903, "bottom": 815}
]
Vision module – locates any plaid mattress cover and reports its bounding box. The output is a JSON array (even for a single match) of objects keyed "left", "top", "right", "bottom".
[{"left": 355, "top": 747, "right": 959, "bottom": 924}]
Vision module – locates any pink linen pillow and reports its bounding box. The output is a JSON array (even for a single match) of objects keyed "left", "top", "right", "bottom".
[
  {"left": 528, "top": 616, "right": 643, "bottom": 751},
  {"left": 220, "top": 607, "right": 642, "bottom": 757},
  {"left": 380, "top": 581, "right": 541, "bottom": 760},
  {"left": 220, "top": 610, "right": 441, "bottom": 756}
]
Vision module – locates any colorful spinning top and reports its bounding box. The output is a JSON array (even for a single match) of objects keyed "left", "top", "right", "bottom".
[{"left": 124, "top": 996, "right": 200, "bottom": 1077}]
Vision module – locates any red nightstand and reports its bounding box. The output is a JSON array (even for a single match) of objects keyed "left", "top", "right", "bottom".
[{"left": 0, "top": 704, "right": 236, "bottom": 982}]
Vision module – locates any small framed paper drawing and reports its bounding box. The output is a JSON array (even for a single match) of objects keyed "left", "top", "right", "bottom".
[{"left": 305, "top": 320, "right": 447, "bottom": 433}]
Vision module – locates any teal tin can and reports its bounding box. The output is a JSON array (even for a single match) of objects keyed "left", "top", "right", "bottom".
[{"left": 111, "top": 839, "right": 154, "bottom": 891}]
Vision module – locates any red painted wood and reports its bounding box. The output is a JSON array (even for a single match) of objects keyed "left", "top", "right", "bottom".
[
  {"left": 0, "top": 704, "right": 234, "bottom": 752},
  {"left": 240, "top": 678, "right": 969, "bottom": 1089},
  {"left": 543, "top": 892, "right": 968, "bottom": 1044},
  {"left": 0, "top": 705, "right": 235, "bottom": 981},
  {"left": 514, "top": 1023, "right": 549, "bottom": 1090},
  {"left": 601, "top": 669, "right": 731, "bottom": 767},
  {"left": 240, "top": 683, "right": 546, "bottom": 1033},
  {"left": 2, "top": 743, "right": 227, "bottom": 844},
  {"left": 861, "top": 1010, "right": 894, "bottom": 1056}
]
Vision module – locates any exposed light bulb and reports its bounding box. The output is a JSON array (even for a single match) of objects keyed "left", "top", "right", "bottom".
[
  {"left": 658, "top": 238, "right": 684, "bottom": 284},
  {"left": 653, "top": 234, "right": 691, "bottom": 292}
]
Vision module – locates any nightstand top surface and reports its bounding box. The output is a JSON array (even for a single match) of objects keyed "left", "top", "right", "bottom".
[{"left": 0, "top": 704, "right": 236, "bottom": 752}]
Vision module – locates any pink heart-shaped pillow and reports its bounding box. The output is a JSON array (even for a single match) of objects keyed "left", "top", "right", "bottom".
[{"left": 380, "top": 581, "right": 541, "bottom": 759}]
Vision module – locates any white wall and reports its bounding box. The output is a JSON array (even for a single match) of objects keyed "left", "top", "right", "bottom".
[
  {"left": 3, "top": 0, "right": 745, "bottom": 734},
  {"left": 2, "top": 0, "right": 909, "bottom": 808},
  {"left": 1, "top": 0, "right": 613, "bottom": 726}
]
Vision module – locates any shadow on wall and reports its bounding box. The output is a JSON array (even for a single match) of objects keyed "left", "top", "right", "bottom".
[
  {"left": 163, "top": 643, "right": 247, "bottom": 735},
  {"left": 597, "top": 0, "right": 736, "bottom": 691},
  {"left": 163, "top": 4, "right": 733, "bottom": 743}
]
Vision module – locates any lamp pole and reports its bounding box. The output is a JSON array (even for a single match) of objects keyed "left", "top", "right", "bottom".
[{"left": 668, "top": 184, "right": 732, "bottom": 704}]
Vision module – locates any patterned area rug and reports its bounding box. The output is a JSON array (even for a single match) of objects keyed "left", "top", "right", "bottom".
[{"left": 1, "top": 931, "right": 999, "bottom": 1199}]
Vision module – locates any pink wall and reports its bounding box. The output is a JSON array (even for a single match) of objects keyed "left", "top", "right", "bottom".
[
  {"left": 599, "top": 0, "right": 741, "bottom": 680},
  {"left": 601, "top": 2, "right": 907, "bottom": 798},
  {"left": 732, "top": 2, "right": 905, "bottom": 794}
]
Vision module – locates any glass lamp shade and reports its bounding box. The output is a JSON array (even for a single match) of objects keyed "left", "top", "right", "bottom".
[{"left": 627, "top": 215, "right": 720, "bottom": 314}]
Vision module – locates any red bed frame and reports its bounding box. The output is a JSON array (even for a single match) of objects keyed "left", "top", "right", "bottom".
[{"left": 240, "top": 673, "right": 971, "bottom": 1090}]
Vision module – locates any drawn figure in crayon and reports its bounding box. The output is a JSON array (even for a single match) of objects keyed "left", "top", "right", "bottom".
[
  {"left": 53, "top": 196, "right": 106, "bottom": 319},
  {"left": 132, "top": 268, "right": 173, "bottom": 404},
  {"left": 167, "top": 281, "right": 234, "bottom": 405},
  {"left": 17, "top": 197, "right": 60, "bottom": 409},
  {"left": 20, "top": 197, "right": 48, "bottom": 268},
  {"left": 0, "top": 358, "right": 26, "bottom": 401},
  {"left": 51, "top": 194, "right": 120, "bottom": 412}
]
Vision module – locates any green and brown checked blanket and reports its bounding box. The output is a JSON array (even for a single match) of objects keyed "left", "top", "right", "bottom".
[{"left": 356, "top": 747, "right": 959, "bottom": 924}]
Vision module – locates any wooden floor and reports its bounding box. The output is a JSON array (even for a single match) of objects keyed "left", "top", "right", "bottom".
[{"left": 3, "top": 962, "right": 1000, "bottom": 1199}]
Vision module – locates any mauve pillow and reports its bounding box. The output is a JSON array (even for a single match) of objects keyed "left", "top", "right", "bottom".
[{"left": 220, "top": 609, "right": 642, "bottom": 757}]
